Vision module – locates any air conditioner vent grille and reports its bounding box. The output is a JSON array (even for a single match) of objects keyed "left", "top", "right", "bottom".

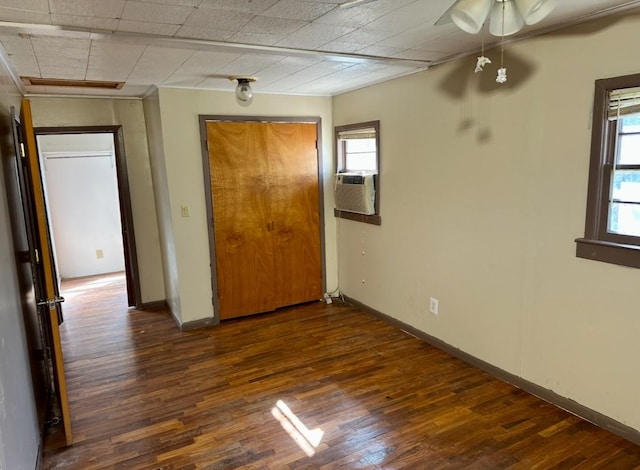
[{"left": 334, "top": 173, "right": 375, "bottom": 215}]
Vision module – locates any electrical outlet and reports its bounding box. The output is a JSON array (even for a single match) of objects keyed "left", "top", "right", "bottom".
[{"left": 429, "top": 297, "right": 439, "bottom": 315}]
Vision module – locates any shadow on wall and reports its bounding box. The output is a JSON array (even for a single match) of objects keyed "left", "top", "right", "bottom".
[{"left": 436, "top": 49, "right": 535, "bottom": 144}]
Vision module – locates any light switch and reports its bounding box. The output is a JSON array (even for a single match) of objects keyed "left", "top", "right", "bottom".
[
  {"left": 96, "top": 249, "right": 104, "bottom": 259},
  {"left": 181, "top": 205, "right": 191, "bottom": 218}
]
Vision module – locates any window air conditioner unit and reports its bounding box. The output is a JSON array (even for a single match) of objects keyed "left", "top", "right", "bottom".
[{"left": 334, "top": 172, "right": 375, "bottom": 215}]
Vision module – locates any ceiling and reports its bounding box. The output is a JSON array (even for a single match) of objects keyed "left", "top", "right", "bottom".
[{"left": 0, "top": 0, "right": 638, "bottom": 99}]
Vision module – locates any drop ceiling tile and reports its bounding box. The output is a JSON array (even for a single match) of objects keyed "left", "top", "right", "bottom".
[
  {"left": 241, "top": 15, "right": 306, "bottom": 35},
  {"left": 198, "top": 0, "right": 279, "bottom": 15},
  {"left": 88, "top": 42, "right": 146, "bottom": 71},
  {"left": 391, "top": 48, "right": 441, "bottom": 61},
  {"left": 215, "top": 52, "right": 285, "bottom": 76},
  {"left": 117, "top": 19, "right": 181, "bottom": 36},
  {"left": 267, "top": 59, "right": 352, "bottom": 90},
  {"left": 31, "top": 36, "right": 91, "bottom": 61},
  {"left": 229, "top": 31, "right": 285, "bottom": 46},
  {"left": 0, "top": 34, "right": 35, "bottom": 55},
  {"left": 319, "top": 40, "right": 363, "bottom": 54},
  {"left": 365, "top": 1, "right": 443, "bottom": 33},
  {"left": 85, "top": 67, "right": 130, "bottom": 81},
  {"left": 49, "top": 0, "right": 126, "bottom": 19},
  {"left": 51, "top": 14, "right": 120, "bottom": 31},
  {"left": 277, "top": 22, "right": 355, "bottom": 49},
  {"left": 338, "top": 27, "right": 396, "bottom": 46},
  {"left": 121, "top": 1, "right": 195, "bottom": 24},
  {"left": 127, "top": 47, "right": 195, "bottom": 84},
  {"left": 0, "top": 0, "right": 48, "bottom": 11},
  {"left": 358, "top": 44, "right": 406, "bottom": 58},
  {"left": 377, "top": 24, "right": 456, "bottom": 49},
  {"left": 163, "top": 49, "right": 241, "bottom": 84},
  {"left": 313, "top": 0, "right": 415, "bottom": 28},
  {"left": 184, "top": 8, "right": 253, "bottom": 31},
  {"left": 175, "top": 25, "right": 235, "bottom": 41},
  {"left": 278, "top": 55, "right": 322, "bottom": 67},
  {"left": 0, "top": 7, "right": 51, "bottom": 24},
  {"left": 196, "top": 76, "right": 235, "bottom": 89},
  {"left": 38, "top": 66, "right": 86, "bottom": 80},
  {"left": 139, "top": 0, "right": 201, "bottom": 6},
  {"left": 14, "top": 64, "right": 41, "bottom": 78},
  {"left": 260, "top": 0, "right": 335, "bottom": 21},
  {"left": 252, "top": 62, "right": 307, "bottom": 86}
]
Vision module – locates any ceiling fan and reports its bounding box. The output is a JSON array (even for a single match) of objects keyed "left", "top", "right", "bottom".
[{"left": 341, "top": 0, "right": 556, "bottom": 37}]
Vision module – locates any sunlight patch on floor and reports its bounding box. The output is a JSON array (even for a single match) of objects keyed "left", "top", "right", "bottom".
[{"left": 271, "top": 400, "right": 324, "bottom": 457}]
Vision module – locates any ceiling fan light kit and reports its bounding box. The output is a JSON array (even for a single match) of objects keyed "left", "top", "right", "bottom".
[
  {"left": 450, "top": 0, "right": 493, "bottom": 34},
  {"left": 445, "top": 0, "right": 556, "bottom": 84},
  {"left": 489, "top": 0, "right": 524, "bottom": 36},
  {"left": 450, "top": 0, "right": 556, "bottom": 37}
]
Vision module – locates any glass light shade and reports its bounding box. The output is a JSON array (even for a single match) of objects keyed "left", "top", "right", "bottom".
[
  {"left": 489, "top": 0, "right": 525, "bottom": 36},
  {"left": 235, "top": 81, "right": 253, "bottom": 104},
  {"left": 515, "top": 0, "right": 556, "bottom": 25},
  {"left": 450, "top": 0, "right": 493, "bottom": 34}
]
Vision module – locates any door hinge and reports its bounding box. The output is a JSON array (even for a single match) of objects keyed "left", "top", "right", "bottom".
[
  {"left": 37, "top": 296, "right": 65, "bottom": 310},
  {"left": 20, "top": 143, "right": 26, "bottom": 158},
  {"left": 34, "top": 248, "right": 40, "bottom": 263}
]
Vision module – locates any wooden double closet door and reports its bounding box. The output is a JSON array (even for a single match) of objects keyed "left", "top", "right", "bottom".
[{"left": 205, "top": 120, "right": 323, "bottom": 320}]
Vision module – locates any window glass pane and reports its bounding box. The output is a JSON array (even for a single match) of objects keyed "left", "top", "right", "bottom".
[
  {"left": 345, "top": 138, "right": 376, "bottom": 153},
  {"left": 611, "top": 170, "right": 640, "bottom": 203},
  {"left": 618, "top": 134, "right": 640, "bottom": 164},
  {"left": 621, "top": 114, "right": 640, "bottom": 132},
  {"left": 344, "top": 137, "right": 377, "bottom": 172},
  {"left": 608, "top": 202, "right": 640, "bottom": 237},
  {"left": 345, "top": 153, "right": 376, "bottom": 171}
]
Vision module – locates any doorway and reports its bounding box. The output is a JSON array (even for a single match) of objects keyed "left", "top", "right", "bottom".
[{"left": 34, "top": 127, "right": 142, "bottom": 310}]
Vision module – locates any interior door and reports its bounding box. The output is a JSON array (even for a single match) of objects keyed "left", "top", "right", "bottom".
[
  {"left": 267, "top": 122, "right": 322, "bottom": 307},
  {"left": 5, "top": 107, "right": 50, "bottom": 430},
  {"left": 207, "top": 121, "right": 277, "bottom": 319},
  {"left": 20, "top": 99, "right": 73, "bottom": 445}
]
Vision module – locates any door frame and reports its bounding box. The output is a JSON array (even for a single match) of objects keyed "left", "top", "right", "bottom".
[
  {"left": 34, "top": 125, "right": 142, "bottom": 309},
  {"left": 198, "top": 115, "right": 326, "bottom": 323}
]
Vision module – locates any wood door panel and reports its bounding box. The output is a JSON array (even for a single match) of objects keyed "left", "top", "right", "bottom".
[
  {"left": 21, "top": 99, "right": 73, "bottom": 445},
  {"left": 267, "top": 123, "right": 322, "bottom": 307},
  {"left": 207, "top": 122, "right": 276, "bottom": 319}
]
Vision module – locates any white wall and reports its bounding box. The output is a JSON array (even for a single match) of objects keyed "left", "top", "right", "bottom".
[
  {"left": 333, "top": 11, "right": 640, "bottom": 432},
  {"left": 0, "top": 67, "right": 40, "bottom": 468},
  {"left": 29, "top": 98, "right": 165, "bottom": 303},
  {"left": 142, "top": 90, "right": 181, "bottom": 316},
  {"left": 146, "top": 88, "right": 335, "bottom": 325},
  {"left": 39, "top": 133, "right": 125, "bottom": 278}
]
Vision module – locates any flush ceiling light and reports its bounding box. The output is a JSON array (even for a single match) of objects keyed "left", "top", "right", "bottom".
[
  {"left": 450, "top": 0, "right": 556, "bottom": 36},
  {"left": 229, "top": 76, "right": 257, "bottom": 106}
]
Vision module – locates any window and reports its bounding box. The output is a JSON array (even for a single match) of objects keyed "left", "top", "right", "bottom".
[
  {"left": 334, "top": 121, "right": 381, "bottom": 225},
  {"left": 576, "top": 74, "right": 640, "bottom": 268}
]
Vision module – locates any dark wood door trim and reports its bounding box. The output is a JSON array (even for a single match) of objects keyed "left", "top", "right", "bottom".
[
  {"left": 33, "top": 125, "right": 142, "bottom": 309},
  {"left": 198, "top": 115, "right": 326, "bottom": 323}
]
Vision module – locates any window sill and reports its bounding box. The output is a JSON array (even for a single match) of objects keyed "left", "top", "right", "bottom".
[
  {"left": 334, "top": 209, "right": 381, "bottom": 226},
  {"left": 575, "top": 238, "right": 640, "bottom": 269}
]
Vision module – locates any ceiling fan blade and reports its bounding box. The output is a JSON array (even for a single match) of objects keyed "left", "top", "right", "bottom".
[{"left": 434, "top": 0, "right": 464, "bottom": 26}]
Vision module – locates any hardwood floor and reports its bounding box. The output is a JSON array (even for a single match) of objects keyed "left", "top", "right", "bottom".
[{"left": 43, "top": 274, "right": 640, "bottom": 469}]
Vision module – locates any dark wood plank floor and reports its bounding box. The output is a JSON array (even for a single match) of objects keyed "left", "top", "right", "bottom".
[{"left": 43, "top": 273, "right": 640, "bottom": 469}]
